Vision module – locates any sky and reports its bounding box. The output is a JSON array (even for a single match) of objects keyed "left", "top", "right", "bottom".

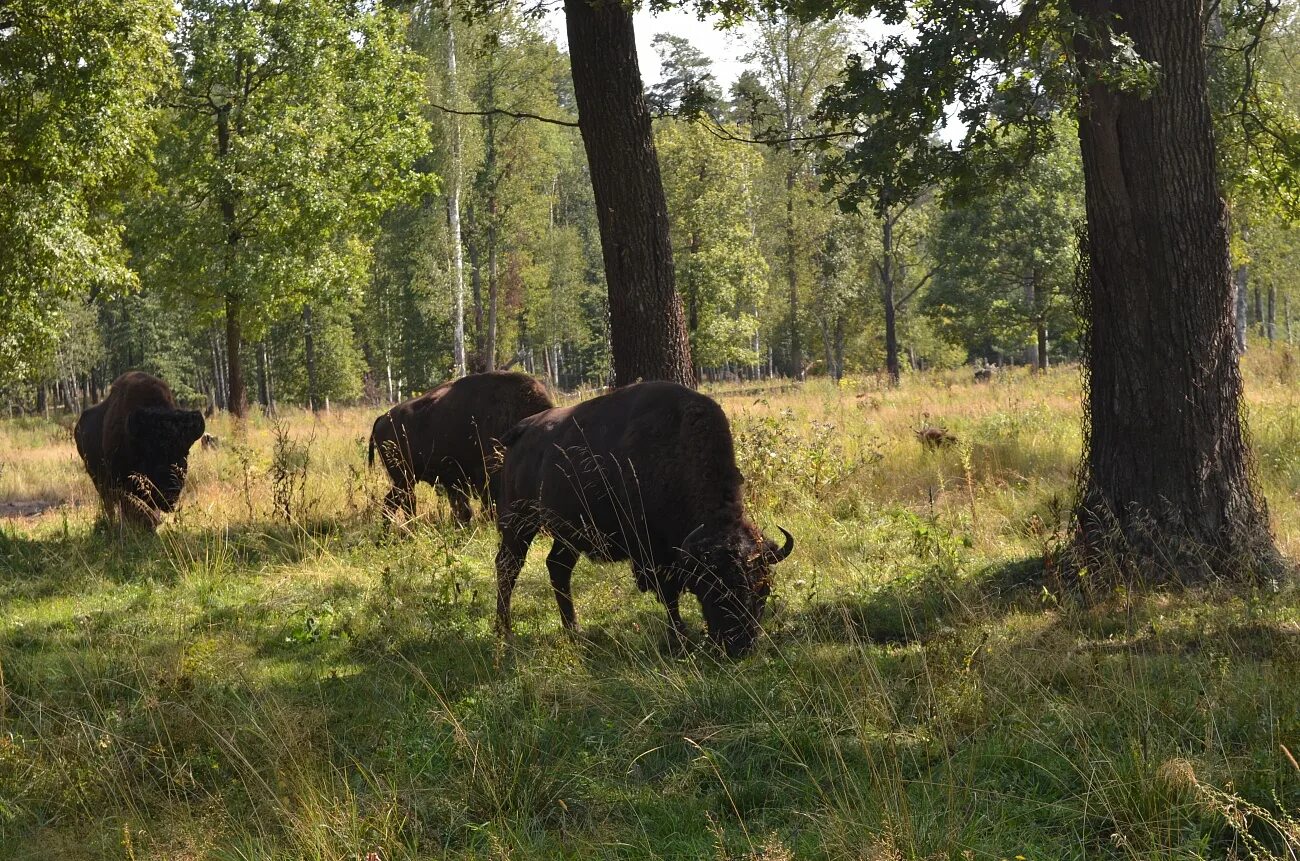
[{"left": 539, "top": 6, "right": 756, "bottom": 91}]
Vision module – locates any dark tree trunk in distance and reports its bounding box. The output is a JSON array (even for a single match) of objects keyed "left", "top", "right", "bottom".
[
  {"left": 225, "top": 294, "right": 247, "bottom": 419},
  {"left": 466, "top": 205, "right": 486, "bottom": 373},
  {"left": 563, "top": 0, "right": 694, "bottom": 388},
  {"left": 1071, "top": 0, "right": 1278, "bottom": 580},
  {"left": 217, "top": 103, "right": 246, "bottom": 420},
  {"left": 879, "top": 215, "right": 901, "bottom": 386},
  {"left": 786, "top": 171, "right": 802, "bottom": 380},
  {"left": 303, "top": 304, "right": 320, "bottom": 412},
  {"left": 1234, "top": 223, "right": 1248, "bottom": 354},
  {"left": 1267, "top": 283, "right": 1276, "bottom": 343}
]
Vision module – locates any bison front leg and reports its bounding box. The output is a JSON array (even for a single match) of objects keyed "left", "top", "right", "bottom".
[
  {"left": 647, "top": 572, "right": 689, "bottom": 649},
  {"left": 448, "top": 486, "right": 474, "bottom": 526},
  {"left": 546, "top": 541, "right": 580, "bottom": 633}
]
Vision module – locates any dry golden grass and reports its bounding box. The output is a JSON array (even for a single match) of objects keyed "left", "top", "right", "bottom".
[{"left": 4, "top": 356, "right": 1297, "bottom": 556}]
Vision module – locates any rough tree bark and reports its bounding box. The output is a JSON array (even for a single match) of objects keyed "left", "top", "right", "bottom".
[
  {"left": 1071, "top": 0, "right": 1279, "bottom": 580},
  {"left": 563, "top": 0, "right": 694, "bottom": 387}
]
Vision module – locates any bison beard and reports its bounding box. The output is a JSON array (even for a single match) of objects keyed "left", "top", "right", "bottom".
[
  {"left": 367, "top": 371, "right": 554, "bottom": 524},
  {"left": 74, "top": 371, "right": 205, "bottom": 530},
  {"left": 493, "top": 382, "right": 793, "bottom": 656}
]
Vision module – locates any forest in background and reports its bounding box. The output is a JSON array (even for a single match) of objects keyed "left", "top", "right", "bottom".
[{"left": 8, "top": 0, "right": 1300, "bottom": 418}]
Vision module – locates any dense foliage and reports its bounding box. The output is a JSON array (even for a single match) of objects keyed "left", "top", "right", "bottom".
[{"left": 2, "top": 0, "right": 1299, "bottom": 413}]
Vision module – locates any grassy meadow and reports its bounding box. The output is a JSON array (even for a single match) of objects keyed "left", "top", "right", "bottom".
[{"left": 2, "top": 356, "right": 1300, "bottom": 859}]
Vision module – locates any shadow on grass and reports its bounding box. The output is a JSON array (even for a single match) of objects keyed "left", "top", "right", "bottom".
[
  {"left": 781, "top": 554, "right": 1050, "bottom": 647},
  {"left": 0, "top": 516, "right": 370, "bottom": 604}
]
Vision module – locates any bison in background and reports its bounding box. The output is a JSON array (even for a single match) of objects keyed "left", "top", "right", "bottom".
[
  {"left": 368, "top": 371, "right": 554, "bottom": 524},
  {"left": 75, "top": 371, "right": 206, "bottom": 530},
  {"left": 494, "top": 381, "right": 793, "bottom": 657}
]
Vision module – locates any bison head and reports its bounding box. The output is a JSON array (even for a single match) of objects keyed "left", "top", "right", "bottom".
[
  {"left": 127, "top": 407, "right": 206, "bottom": 511},
  {"left": 681, "top": 524, "right": 793, "bottom": 657}
]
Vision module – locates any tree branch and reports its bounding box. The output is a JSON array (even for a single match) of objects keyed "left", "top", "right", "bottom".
[
  {"left": 894, "top": 266, "right": 938, "bottom": 310},
  {"left": 427, "top": 100, "right": 579, "bottom": 128},
  {"left": 695, "top": 115, "right": 858, "bottom": 146}
]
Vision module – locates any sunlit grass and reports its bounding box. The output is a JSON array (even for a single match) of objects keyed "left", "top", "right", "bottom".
[{"left": 1, "top": 355, "right": 1298, "bottom": 859}]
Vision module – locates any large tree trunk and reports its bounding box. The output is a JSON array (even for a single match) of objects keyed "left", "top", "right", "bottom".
[
  {"left": 1071, "top": 0, "right": 1277, "bottom": 580},
  {"left": 563, "top": 0, "right": 694, "bottom": 387}
]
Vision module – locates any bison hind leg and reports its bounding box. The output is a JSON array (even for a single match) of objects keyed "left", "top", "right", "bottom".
[
  {"left": 383, "top": 483, "right": 416, "bottom": 522},
  {"left": 546, "top": 541, "right": 581, "bottom": 633},
  {"left": 495, "top": 522, "right": 537, "bottom": 638}
]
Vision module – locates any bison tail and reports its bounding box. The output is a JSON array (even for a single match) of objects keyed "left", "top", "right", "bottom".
[
  {"left": 499, "top": 420, "right": 529, "bottom": 450},
  {"left": 367, "top": 430, "right": 376, "bottom": 467}
]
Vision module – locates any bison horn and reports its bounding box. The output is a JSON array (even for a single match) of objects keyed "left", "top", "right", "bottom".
[
  {"left": 680, "top": 522, "right": 706, "bottom": 549},
  {"left": 770, "top": 526, "right": 794, "bottom": 562}
]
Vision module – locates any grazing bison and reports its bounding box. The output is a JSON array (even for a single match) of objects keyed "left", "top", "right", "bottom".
[
  {"left": 494, "top": 381, "right": 794, "bottom": 657},
  {"left": 74, "top": 371, "right": 205, "bottom": 529},
  {"left": 916, "top": 425, "right": 958, "bottom": 450},
  {"left": 368, "top": 371, "right": 554, "bottom": 523}
]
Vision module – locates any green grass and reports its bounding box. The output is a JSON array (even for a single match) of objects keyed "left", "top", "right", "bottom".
[{"left": 1, "top": 359, "right": 1299, "bottom": 859}]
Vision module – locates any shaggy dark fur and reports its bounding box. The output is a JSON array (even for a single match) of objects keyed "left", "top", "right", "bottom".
[
  {"left": 367, "top": 371, "right": 554, "bottom": 523},
  {"left": 74, "top": 372, "right": 205, "bottom": 529},
  {"left": 916, "top": 425, "right": 959, "bottom": 450},
  {"left": 494, "top": 381, "right": 793, "bottom": 657}
]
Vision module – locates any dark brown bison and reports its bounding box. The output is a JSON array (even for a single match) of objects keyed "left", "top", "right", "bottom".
[
  {"left": 916, "top": 425, "right": 958, "bottom": 450},
  {"left": 494, "top": 381, "right": 793, "bottom": 657},
  {"left": 74, "top": 371, "right": 205, "bottom": 529},
  {"left": 367, "top": 371, "right": 554, "bottom": 523}
]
